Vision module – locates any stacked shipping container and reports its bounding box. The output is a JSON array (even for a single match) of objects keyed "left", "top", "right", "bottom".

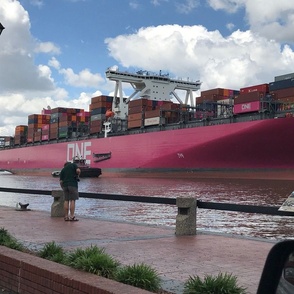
[
  {"left": 14, "top": 125, "right": 28, "bottom": 145},
  {"left": 27, "top": 114, "right": 51, "bottom": 143},
  {"left": 233, "top": 84, "right": 270, "bottom": 115},
  {"left": 0, "top": 136, "right": 13, "bottom": 148},
  {"left": 49, "top": 107, "right": 86, "bottom": 140},
  {"left": 196, "top": 88, "right": 238, "bottom": 118},
  {"left": 89, "top": 95, "right": 113, "bottom": 134},
  {"left": 127, "top": 99, "right": 184, "bottom": 129},
  {"left": 269, "top": 73, "right": 294, "bottom": 110}
]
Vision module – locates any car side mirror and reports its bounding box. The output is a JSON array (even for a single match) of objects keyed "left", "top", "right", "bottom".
[{"left": 257, "top": 240, "right": 294, "bottom": 294}]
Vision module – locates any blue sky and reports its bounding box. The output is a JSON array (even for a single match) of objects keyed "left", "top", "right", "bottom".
[{"left": 0, "top": 0, "right": 294, "bottom": 136}]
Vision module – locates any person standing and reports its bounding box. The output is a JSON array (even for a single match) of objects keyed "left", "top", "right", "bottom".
[{"left": 60, "top": 161, "right": 81, "bottom": 221}]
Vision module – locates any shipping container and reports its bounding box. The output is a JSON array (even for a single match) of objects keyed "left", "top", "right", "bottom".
[
  {"left": 234, "top": 91, "right": 267, "bottom": 104},
  {"left": 128, "top": 113, "right": 143, "bottom": 121},
  {"left": 89, "top": 126, "right": 101, "bottom": 134},
  {"left": 91, "top": 95, "right": 113, "bottom": 104},
  {"left": 269, "top": 79, "right": 294, "bottom": 91},
  {"left": 91, "top": 114, "right": 106, "bottom": 121},
  {"left": 129, "top": 98, "right": 149, "bottom": 108},
  {"left": 128, "top": 119, "right": 142, "bottom": 129},
  {"left": 274, "top": 72, "right": 294, "bottom": 82},
  {"left": 145, "top": 109, "right": 161, "bottom": 119},
  {"left": 240, "top": 83, "right": 269, "bottom": 94},
  {"left": 270, "top": 87, "right": 294, "bottom": 100},
  {"left": 91, "top": 107, "right": 106, "bottom": 116},
  {"left": 233, "top": 101, "right": 269, "bottom": 114},
  {"left": 144, "top": 117, "right": 165, "bottom": 126}
]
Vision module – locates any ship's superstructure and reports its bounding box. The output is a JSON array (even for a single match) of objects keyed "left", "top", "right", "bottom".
[{"left": 106, "top": 68, "right": 201, "bottom": 119}]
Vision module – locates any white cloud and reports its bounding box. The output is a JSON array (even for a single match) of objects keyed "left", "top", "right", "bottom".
[
  {"left": 59, "top": 68, "right": 105, "bottom": 88},
  {"left": 0, "top": 0, "right": 107, "bottom": 136},
  {"left": 226, "top": 23, "right": 235, "bottom": 31},
  {"left": 34, "top": 42, "right": 61, "bottom": 54},
  {"left": 151, "top": 0, "right": 168, "bottom": 6},
  {"left": 207, "top": 0, "right": 294, "bottom": 42},
  {"left": 105, "top": 24, "right": 294, "bottom": 91},
  {"left": 207, "top": 0, "right": 243, "bottom": 13},
  {"left": 48, "top": 57, "right": 61, "bottom": 70},
  {"left": 176, "top": 0, "right": 200, "bottom": 14},
  {"left": 129, "top": 1, "right": 139, "bottom": 10}
]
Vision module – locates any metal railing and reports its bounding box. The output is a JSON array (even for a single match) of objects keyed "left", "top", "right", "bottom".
[{"left": 1, "top": 187, "right": 294, "bottom": 217}]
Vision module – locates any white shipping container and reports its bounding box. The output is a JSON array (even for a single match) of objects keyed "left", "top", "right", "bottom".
[{"left": 144, "top": 117, "right": 165, "bottom": 126}]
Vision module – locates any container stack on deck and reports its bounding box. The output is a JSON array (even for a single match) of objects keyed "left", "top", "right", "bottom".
[
  {"left": 27, "top": 114, "right": 51, "bottom": 143},
  {"left": 50, "top": 107, "right": 87, "bottom": 139},
  {"left": 89, "top": 95, "right": 113, "bottom": 134},
  {"left": 14, "top": 125, "right": 28, "bottom": 145},
  {"left": 195, "top": 88, "right": 239, "bottom": 119},
  {"left": 269, "top": 73, "right": 294, "bottom": 111},
  {"left": 0, "top": 136, "right": 14, "bottom": 148},
  {"left": 233, "top": 84, "right": 270, "bottom": 115},
  {"left": 127, "top": 99, "right": 185, "bottom": 128}
]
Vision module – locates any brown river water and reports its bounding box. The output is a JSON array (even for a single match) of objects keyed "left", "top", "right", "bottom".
[{"left": 0, "top": 174, "right": 294, "bottom": 240}]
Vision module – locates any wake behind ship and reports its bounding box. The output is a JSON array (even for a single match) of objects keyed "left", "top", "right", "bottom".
[{"left": 1, "top": 69, "right": 294, "bottom": 179}]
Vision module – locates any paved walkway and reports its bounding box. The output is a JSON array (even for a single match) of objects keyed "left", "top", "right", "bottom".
[{"left": 0, "top": 205, "right": 277, "bottom": 294}]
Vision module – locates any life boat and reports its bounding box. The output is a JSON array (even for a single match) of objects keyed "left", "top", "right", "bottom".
[{"left": 105, "top": 109, "right": 115, "bottom": 118}]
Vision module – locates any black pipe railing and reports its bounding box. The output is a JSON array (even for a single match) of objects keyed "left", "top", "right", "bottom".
[{"left": 0, "top": 187, "right": 293, "bottom": 216}]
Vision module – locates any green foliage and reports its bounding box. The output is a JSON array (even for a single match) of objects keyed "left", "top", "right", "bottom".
[
  {"left": 183, "top": 273, "right": 247, "bottom": 294},
  {"left": 66, "top": 245, "right": 120, "bottom": 279},
  {"left": 115, "top": 263, "right": 161, "bottom": 293},
  {"left": 38, "top": 241, "right": 66, "bottom": 263},
  {"left": 0, "top": 227, "right": 25, "bottom": 251}
]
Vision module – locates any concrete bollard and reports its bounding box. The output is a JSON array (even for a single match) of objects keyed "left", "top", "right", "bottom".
[
  {"left": 51, "top": 190, "right": 64, "bottom": 217},
  {"left": 175, "top": 197, "right": 196, "bottom": 236}
]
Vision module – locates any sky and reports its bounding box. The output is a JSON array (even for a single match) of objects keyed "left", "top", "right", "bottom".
[{"left": 0, "top": 0, "right": 294, "bottom": 136}]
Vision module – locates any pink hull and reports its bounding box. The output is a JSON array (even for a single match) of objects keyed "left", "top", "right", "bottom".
[{"left": 1, "top": 117, "right": 294, "bottom": 176}]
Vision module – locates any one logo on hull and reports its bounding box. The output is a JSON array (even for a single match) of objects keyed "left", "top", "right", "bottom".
[{"left": 67, "top": 142, "right": 92, "bottom": 164}]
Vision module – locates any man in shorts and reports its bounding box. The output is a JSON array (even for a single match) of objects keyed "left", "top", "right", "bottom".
[{"left": 60, "top": 161, "right": 81, "bottom": 221}]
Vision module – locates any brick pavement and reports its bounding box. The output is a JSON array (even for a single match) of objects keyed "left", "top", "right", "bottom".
[{"left": 0, "top": 205, "right": 277, "bottom": 294}]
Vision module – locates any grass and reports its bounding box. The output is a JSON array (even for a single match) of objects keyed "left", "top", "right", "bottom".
[
  {"left": 183, "top": 272, "right": 247, "bottom": 294},
  {"left": 115, "top": 263, "right": 161, "bottom": 292},
  {"left": 66, "top": 245, "right": 120, "bottom": 279},
  {"left": 38, "top": 241, "right": 66, "bottom": 263},
  {"left": 0, "top": 227, "right": 25, "bottom": 251}
]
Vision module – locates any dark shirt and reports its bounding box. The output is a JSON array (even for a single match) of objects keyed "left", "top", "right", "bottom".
[{"left": 60, "top": 162, "right": 79, "bottom": 188}]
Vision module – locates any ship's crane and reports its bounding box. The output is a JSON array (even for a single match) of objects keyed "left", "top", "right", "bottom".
[{"left": 105, "top": 68, "right": 201, "bottom": 119}]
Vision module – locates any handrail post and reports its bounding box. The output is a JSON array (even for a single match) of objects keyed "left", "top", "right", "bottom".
[
  {"left": 51, "top": 190, "right": 64, "bottom": 217},
  {"left": 175, "top": 197, "right": 196, "bottom": 236}
]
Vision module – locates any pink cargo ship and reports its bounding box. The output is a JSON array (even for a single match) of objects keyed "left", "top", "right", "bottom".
[{"left": 1, "top": 69, "right": 294, "bottom": 179}]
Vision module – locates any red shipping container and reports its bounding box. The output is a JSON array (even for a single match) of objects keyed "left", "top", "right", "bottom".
[
  {"left": 234, "top": 91, "right": 266, "bottom": 103},
  {"left": 240, "top": 83, "right": 269, "bottom": 94},
  {"left": 270, "top": 87, "right": 294, "bottom": 100},
  {"left": 129, "top": 98, "right": 149, "bottom": 108}
]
